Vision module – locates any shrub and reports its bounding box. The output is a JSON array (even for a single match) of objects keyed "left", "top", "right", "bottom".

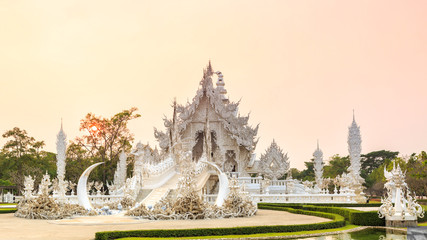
[
  {"left": 259, "top": 203, "right": 385, "bottom": 226},
  {"left": 95, "top": 206, "right": 345, "bottom": 240},
  {"left": 0, "top": 208, "right": 17, "bottom": 214}
]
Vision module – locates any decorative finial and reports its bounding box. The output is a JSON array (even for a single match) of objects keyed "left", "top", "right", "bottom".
[
  {"left": 317, "top": 139, "right": 319, "bottom": 150},
  {"left": 352, "top": 109, "right": 355, "bottom": 122},
  {"left": 61, "top": 118, "right": 63, "bottom": 130},
  {"left": 207, "top": 60, "right": 213, "bottom": 76}
]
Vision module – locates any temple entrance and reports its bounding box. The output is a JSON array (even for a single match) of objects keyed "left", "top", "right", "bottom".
[
  {"left": 192, "top": 130, "right": 218, "bottom": 162},
  {"left": 192, "top": 131, "right": 204, "bottom": 162},
  {"left": 223, "top": 150, "right": 237, "bottom": 172}
]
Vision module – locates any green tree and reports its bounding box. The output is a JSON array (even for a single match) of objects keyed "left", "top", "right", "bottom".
[
  {"left": 0, "top": 127, "right": 55, "bottom": 192},
  {"left": 2, "top": 127, "right": 45, "bottom": 158},
  {"left": 406, "top": 151, "right": 427, "bottom": 197},
  {"left": 361, "top": 150, "right": 399, "bottom": 177},
  {"left": 72, "top": 107, "right": 141, "bottom": 183},
  {"left": 296, "top": 159, "right": 315, "bottom": 181},
  {"left": 323, "top": 155, "right": 350, "bottom": 179}
]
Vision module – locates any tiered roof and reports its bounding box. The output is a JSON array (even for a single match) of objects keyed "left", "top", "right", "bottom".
[{"left": 154, "top": 62, "right": 259, "bottom": 152}]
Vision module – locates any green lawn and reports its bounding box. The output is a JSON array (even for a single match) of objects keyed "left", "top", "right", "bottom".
[{"left": 116, "top": 225, "right": 360, "bottom": 240}]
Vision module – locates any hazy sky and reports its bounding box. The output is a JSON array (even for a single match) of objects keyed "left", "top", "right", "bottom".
[{"left": 1, "top": 1, "right": 427, "bottom": 170}]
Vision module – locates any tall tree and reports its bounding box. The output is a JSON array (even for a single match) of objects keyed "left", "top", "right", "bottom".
[
  {"left": 297, "top": 159, "right": 315, "bottom": 181},
  {"left": 323, "top": 155, "right": 350, "bottom": 179},
  {"left": 361, "top": 150, "right": 399, "bottom": 177},
  {"left": 1, "top": 127, "right": 54, "bottom": 192},
  {"left": 2, "top": 127, "right": 45, "bottom": 158},
  {"left": 73, "top": 107, "right": 141, "bottom": 183},
  {"left": 406, "top": 151, "right": 427, "bottom": 197}
]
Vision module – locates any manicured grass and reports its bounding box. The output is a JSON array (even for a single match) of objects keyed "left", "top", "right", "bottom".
[
  {"left": 115, "top": 225, "right": 360, "bottom": 240},
  {"left": 0, "top": 203, "right": 16, "bottom": 205},
  {"left": 419, "top": 222, "right": 427, "bottom": 226}
]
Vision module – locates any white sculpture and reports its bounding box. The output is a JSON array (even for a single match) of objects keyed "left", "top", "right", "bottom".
[
  {"left": 110, "top": 150, "right": 127, "bottom": 194},
  {"left": 378, "top": 161, "right": 424, "bottom": 227},
  {"left": 313, "top": 141, "right": 324, "bottom": 188},
  {"left": 77, "top": 162, "right": 104, "bottom": 210},
  {"left": 200, "top": 160, "right": 229, "bottom": 207},
  {"left": 260, "top": 140, "right": 289, "bottom": 180},
  {"left": 23, "top": 175, "right": 35, "bottom": 199},
  {"left": 55, "top": 121, "right": 67, "bottom": 202},
  {"left": 38, "top": 172, "right": 51, "bottom": 196},
  {"left": 130, "top": 142, "right": 146, "bottom": 191}
]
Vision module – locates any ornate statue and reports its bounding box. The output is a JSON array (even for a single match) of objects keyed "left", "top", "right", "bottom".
[
  {"left": 23, "top": 175, "right": 35, "bottom": 199},
  {"left": 378, "top": 161, "right": 424, "bottom": 227},
  {"left": 260, "top": 140, "right": 289, "bottom": 180},
  {"left": 130, "top": 142, "right": 146, "bottom": 190}
]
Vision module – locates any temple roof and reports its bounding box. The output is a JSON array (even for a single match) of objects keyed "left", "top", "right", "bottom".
[{"left": 155, "top": 62, "right": 259, "bottom": 152}]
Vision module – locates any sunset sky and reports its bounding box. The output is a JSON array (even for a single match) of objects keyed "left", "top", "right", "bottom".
[{"left": 1, "top": 1, "right": 427, "bottom": 170}]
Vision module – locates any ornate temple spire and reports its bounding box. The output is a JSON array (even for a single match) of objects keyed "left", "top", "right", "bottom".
[
  {"left": 348, "top": 111, "right": 362, "bottom": 177},
  {"left": 207, "top": 60, "right": 213, "bottom": 76},
  {"left": 56, "top": 119, "right": 67, "bottom": 202},
  {"left": 260, "top": 140, "right": 289, "bottom": 180},
  {"left": 313, "top": 140, "right": 324, "bottom": 188},
  {"left": 56, "top": 120, "right": 67, "bottom": 180}
]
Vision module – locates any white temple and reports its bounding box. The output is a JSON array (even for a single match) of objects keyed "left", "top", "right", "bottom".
[{"left": 14, "top": 62, "right": 362, "bottom": 212}]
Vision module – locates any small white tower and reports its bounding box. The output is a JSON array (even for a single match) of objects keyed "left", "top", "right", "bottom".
[
  {"left": 348, "top": 111, "right": 362, "bottom": 177},
  {"left": 313, "top": 140, "right": 324, "bottom": 188},
  {"left": 347, "top": 111, "right": 366, "bottom": 203},
  {"left": 56, "top": 119, "right": 67, "bottom": 202}
]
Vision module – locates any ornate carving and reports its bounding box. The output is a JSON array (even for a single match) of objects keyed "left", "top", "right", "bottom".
[
  {"left": 313, "top": 141, "right": 324, "bottom": 188},
  {"left": 259, "top": 140, "right": 289, "bottom": 180},
  {"left": 378, "top": 161, "right": 424, "bottom": 220},
  {"left": 346, "top": 113, "right": 365, "bottom": 202},
  {"left": 56, "top": 121, "right": 67, "bottom": 202}
]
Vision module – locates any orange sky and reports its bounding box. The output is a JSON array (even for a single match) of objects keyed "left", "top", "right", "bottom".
[{"left": 1, "top": 1, "right": 427, "bottom": 170}]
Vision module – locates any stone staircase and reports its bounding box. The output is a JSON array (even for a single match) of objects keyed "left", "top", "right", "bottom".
[{"left": 140, "top": 173, "right": 181, "bottom": 207}]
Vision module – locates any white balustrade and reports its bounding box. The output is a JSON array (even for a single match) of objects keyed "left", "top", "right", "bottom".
[
  {"left": 195, "top": 161, "right": 208, "bottom": 175},
  {"left": 144, "top": 157, "right": 175, "bottom": 176},
  {"left": 65, "top": 195, "right": 124, "bottom": 205},
  {"left": 203, "top": 193, "right": 355, "bottom": 204}
]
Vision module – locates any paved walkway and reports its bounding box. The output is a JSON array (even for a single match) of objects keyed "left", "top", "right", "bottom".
[
  {"left": 0, "top": 204, "right": 16, "bottom": 208},
  {"left": 345, "top": 207, "right": 379, "bottom": 212},
  {"left": 0, "top": 209, "right": 329, "bottom": 240}
]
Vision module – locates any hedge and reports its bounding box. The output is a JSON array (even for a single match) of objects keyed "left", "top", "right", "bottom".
[
  {"left": 419, "top": 205, "right": 427, "bottom": 223},
  {"left": 95, "top": 206, "right": 345, "bottom": 240},
  {"left": 259, "top": 203, "right": 386, "bottom": 226},
  {"left": 258, "top": 203, "right": 382, "bottom": 208},
  {"left": 0, "top": 208, "right": 17, "bottom": 214}
]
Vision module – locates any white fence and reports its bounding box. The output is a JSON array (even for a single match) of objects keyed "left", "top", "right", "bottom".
[{"left": 204, "top": 193, "right": 355, "bottom": 204}]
